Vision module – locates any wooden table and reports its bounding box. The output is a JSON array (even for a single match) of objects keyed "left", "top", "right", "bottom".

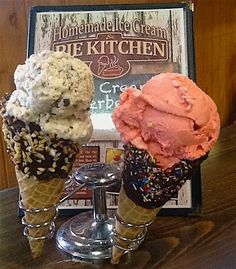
[{"left": 0, "top": 124, "right": 236, "bottom": 269}]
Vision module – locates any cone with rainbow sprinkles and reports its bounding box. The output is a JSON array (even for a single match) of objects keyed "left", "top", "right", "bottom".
[
  {"left": 1, "top": 50, "right": 94, "bottom": 258},
  {"left": 111, "top": 73, "right": 220, "bottom": 264}
]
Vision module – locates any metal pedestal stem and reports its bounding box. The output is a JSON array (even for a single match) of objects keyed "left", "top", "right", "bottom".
[
  {"left": 56, "top": 163, "right": 121, "bottom": 260},
  {"left": 93, "top": 188, "right": 108, "bottom": 222},
  {"left": 56, "top": 188, "right": 115, "bottom": 259}
]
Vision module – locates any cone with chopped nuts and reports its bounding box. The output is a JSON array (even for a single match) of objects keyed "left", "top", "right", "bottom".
[
  {"left": 0, "top": 50, "right": 94, "bottom": 258},
  {"left": 1, "top": 111, "right": 80, "bottom": 258}
]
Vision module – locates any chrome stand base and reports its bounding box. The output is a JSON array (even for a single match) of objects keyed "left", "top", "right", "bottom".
[
  {"left": 56, "top": 210, "right": 115, "bottom": 260},
  {"left": 57, "top": 163, "right": 121, "bottom": 260}
]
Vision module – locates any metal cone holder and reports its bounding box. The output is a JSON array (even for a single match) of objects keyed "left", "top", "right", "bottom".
[
  {"left": 111, "top": 213, "right": 156, "bottom": 254},
  {"left": 19, "top": 176, "right": 85, "bottom": 242},
  {"left": 56, "top": 162, "right": 122, "bottom": 260},
  {"left": 19, "top": 200, "right": 58, "bottom": 241},
  {"left": 19, "top": 161, "right": 153, "bottom": 260}
]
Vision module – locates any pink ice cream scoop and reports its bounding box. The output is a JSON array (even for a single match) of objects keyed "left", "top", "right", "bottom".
[{"left": 112, "top": 73, "right": 220, "bottom": 168}]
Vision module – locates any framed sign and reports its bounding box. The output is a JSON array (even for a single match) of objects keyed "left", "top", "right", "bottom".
[{"left": 26, "top": 3, "right": 202, "bottom": 216}]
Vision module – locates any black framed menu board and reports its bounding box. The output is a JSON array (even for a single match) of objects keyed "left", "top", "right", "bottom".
[{"left": 25, "top": 2, "right": 202, "bottom": 216}]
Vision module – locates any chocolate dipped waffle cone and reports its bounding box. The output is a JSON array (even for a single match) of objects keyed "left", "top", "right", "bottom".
[
  {"left": 1, "top": 112, "right": 79, "bottom": 258},
  {"left": 111, "top": 73, "right": 220, "bottom": 263},
  {"left": 0, "top": 51, "right": 95, "bottom": 259},
  {"left": 111, "top": 144, "right": 205, "bottom": 264}
]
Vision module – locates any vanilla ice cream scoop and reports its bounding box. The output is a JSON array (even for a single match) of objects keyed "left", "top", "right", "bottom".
[{"left": 6, "top": 50, "right": 94, "bottom": 143}]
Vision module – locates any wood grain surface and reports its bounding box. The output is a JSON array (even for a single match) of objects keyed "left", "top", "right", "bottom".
[
  {"left": 0, "top": 0, "right": 235, "bottom": 189},
  {"left": 0, "top": 123, "right": 236, "bottom": 269}
]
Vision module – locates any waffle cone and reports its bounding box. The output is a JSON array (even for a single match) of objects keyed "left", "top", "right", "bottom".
[
  {"left": 16, "top": 168, "right": 65, "bottom": 259},
  {"left": 111, "top": 143, "right": 205, "bottom": 263},
  {"left": 111, "top": 187, "right": 160, "bottom": 264},
  {"left": 0, "top": 113, "right": 79, "bottom": 258}
]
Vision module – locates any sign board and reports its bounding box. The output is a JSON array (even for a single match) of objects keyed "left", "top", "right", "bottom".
[{"left": 26, "top": 3, "right": 202, "bottom": 216}]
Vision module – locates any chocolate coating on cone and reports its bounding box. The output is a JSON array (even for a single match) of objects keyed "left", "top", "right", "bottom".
[
  {"left": 122, "top": 144, "right": 206, "bottom": 209},
  {"left": 1, "top": 107, "right": 79, "bottom": 180}
]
